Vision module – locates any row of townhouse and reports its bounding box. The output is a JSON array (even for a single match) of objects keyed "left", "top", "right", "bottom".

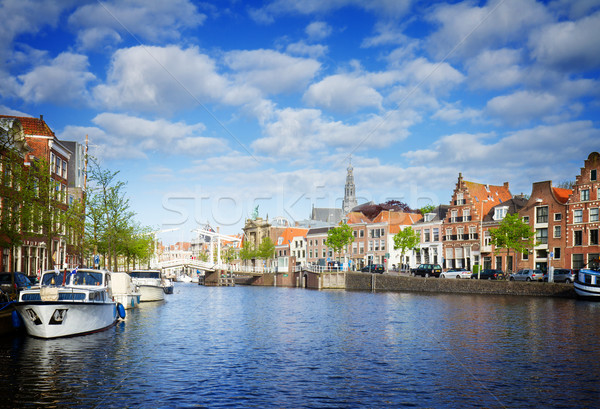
[
  {"left": 412, "top": 152, "right": 600, "bottom": 273},
  {"left": 270, "top": 152, "right": 600, "bottom": 274},
  {"left": 0, "top": 115, "right": 86, "bottom": 275}
]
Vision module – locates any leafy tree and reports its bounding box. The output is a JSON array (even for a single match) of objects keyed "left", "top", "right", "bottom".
[
  {"left": 489, "top": 213, "right": 536, "bottom": 273},
  {"left": 420, "top": 204, "right": 436, "bottom": 215},
  {"left": 393, "top": 226, "right": 420, "bottom": 270},
  {"left": 239, "top": 240, "right": 256, "bottom": 261},
  {"left": 325, "top": 223, "right": 354, "bottom": 262},
  {"left": 258, "top": 237, "right": 275, "bottom": 261}
]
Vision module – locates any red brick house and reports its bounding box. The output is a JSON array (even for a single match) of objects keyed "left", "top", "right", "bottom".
[
  {"left": 565, "top": 152, "right": 600, "bottom": 270},
  {"left": 444, "top": 173, "right": 512, "bottom": 270},
  {"left": 516, "top": 181, "right": 571, "bottom": 271}
]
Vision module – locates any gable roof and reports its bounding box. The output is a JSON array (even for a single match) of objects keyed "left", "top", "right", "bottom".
[
  {"left": 311, "top": 207, "right": 343, "bottom": 224},
  {"left": 0, "top": 115, "right": 55, "bottom": 137},
  {"left": 372, "top": 210, "right": 423, "bottom": 225},
  {"left": 275, "top": 227, "right": 309, "bottom": 246},
  {"left": 345, "top": 211, "right": 372, "bottom": 224},
  {"left": 462, "top": 180, "right": 512, "bottom": 217},
  {"left": 552, "top": 187, "right": 572, "bottom": 204}
]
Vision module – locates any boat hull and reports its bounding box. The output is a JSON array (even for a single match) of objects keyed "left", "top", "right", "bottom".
[
  {"left": 574, "top": 281, "right": 600, "bottom": 299},
  {"left": 15, "top": 301, "right": 118, "bottom": 339},
  {"left": 114, "top": 293, "right": 141, "bottom": 309},
  {"left": 138, "top": 285, "right": 165, "bottom": 302}
]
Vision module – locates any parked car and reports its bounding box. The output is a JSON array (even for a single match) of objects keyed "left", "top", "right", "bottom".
[
  {"left": 411, "top": 264, "right": 442, "bottom": 278},
  {"left": 509, "top": 269, "right": 544, "bottom": 282},
  {"left": 543, "top": 268, "right": 576, "bottom": 283},
  {"left": 441, "top": 268, "right": 471, "bottom": 279},
  {"left": 0, "top": 272, "right": 33, "bottom": 294},
  {"left": 471, "top": 269, "right": 505, "bottom": 280},
  {"left": 361, "top": 264, "right": 385, "bottom": 274}
]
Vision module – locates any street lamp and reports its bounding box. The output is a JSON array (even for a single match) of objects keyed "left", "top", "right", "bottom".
[{"left": 478, "top": 200, "right": 488, "bottom": 279}]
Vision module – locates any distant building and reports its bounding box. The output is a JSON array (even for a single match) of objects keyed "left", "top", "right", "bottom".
[{"left": 342, "top": 158, "right": 358, "bottom": 214}]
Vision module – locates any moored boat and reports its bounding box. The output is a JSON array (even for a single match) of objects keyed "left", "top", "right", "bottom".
[
  {"left": 574, "top": 268, "right": 600, "bottom": 299},
  {"left": 110, "top": 272, "right": 141, "bottom": 309},
  {"left": 162, "top": 278, "right": 174, "bottom": 294},
  {"left": 15, "top": 269, "right": 124, "bottom": 339},
  {"left": 128, "top": 270, "right": 165, "bottom": 302}
]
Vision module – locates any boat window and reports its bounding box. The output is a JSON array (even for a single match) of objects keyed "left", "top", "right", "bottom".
[
  {"left": 41, "top": 272, "right": 66, "bottom": 286},
  {"left": 22, "top": 293, "right": 42, "bottom": 301},
  {"left": 58, "top": 293, "right": 86, "bottom": 301},
  {"left": 129, "top": 271, "right": 160, "bottom": 279},
  {"left": 70, "top": 271, "right": 103, "bottom": 286}
]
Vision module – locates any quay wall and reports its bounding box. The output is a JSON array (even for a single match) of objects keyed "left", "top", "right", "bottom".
[{"left": 345, "top": 272, "right": 577, "bottom": 298}]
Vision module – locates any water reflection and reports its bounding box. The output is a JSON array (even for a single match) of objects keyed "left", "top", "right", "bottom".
[{"left": 1, "top": 286, "right": 599, "bottom": 408}]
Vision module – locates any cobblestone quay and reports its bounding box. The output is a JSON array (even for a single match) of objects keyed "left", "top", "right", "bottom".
[{"left": 345, "top": 272, "right": 577, "bottom": 298}]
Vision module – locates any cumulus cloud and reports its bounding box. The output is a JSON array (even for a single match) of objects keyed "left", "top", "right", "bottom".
[
  {"left": 17, "top": 52, "right": 96, "bottom": 104},
  {"left": 251, "top": 107, "right": 415, "bottom": 159},
  {"left": 426, "top": 0, "right": 551, "bottom": 60},
  {"left": 486, "top": 90, "right": 562, "bottom": 125},
  {"left": 529, "top": 11, "right": 600, "bottom": 72},
  {"left": 224, "top": 49, "right": 320, "bottom": 95},
  {"left": 68, "top": 0, "right": 206, "bottom": 50},
  {"left": 286, "top": 41, "right": 328, "bottom": 58},
  {"left": 465, "top": 48, "right": 524, "bottom": 90},
  {"left": 303, "top": 74, "right": 383, "bottom": 113},
  {"left": 305, "top": 21, "right": 332, "bottom": 41},
  {"left": 60, "top": 113, "right": 228, "bottom": 160},
  {"left": 93, "top": 45, "right": 229, "bottom": 112},
  {"left": 433, "top": 102, "right": 481, "bottom": 123}
]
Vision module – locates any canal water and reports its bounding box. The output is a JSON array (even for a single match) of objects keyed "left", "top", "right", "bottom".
[{"left": 1, "top": 284, "right": 599, "bottom": 408}]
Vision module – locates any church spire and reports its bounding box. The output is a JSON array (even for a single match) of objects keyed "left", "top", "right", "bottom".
[{"left": 342, "top": 156, "right": 358, "bottom": 214}]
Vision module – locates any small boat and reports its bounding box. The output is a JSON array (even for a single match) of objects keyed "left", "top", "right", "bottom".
[
  {"left": 15, "top": 269, "right": 124, "bottom": 339},
  {"left": 574, "top": 268, "right": 600, "bottom": 299},
  {"left": 128, "top": 270, "right": 165, "bottom": 302},
  {"left": 178, "top": 274, "right": 192, "bottom": 283},
  {"left": 162, "top": 278, "right": 174, "bottom": 294},
  {"left": 110, "top": 272, "right": 141, "bottom": 309}
]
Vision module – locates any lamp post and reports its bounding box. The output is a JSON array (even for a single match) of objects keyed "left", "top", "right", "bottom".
[{"left": 478, "top": 200, "right": 488, "bottom": 279}]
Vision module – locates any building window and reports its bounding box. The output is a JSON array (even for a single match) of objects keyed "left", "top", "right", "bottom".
[
  {"left": 495, "top": 256, "right": 502, "bottom": 270},
  {"left": 359, "top": 230, "right": 364, "bottom": 238},
  {"left": 469, "top": 226, "right": 477, "bottom": 240},
  {"left": 536, "top": 228, "right": 548, "bottom": 245},
  {"left": 451, "top": 210, "right": 458, "bottom": 223},
  {"left": 591, "top": 229, "right": 599, "bottom": 246},
  {"left": 424, "top": 230, "right": 430, "bottom": 242},
  {"left": 380, "top": 239, "right": 385, "bottom": 251},
  {"left": 554, "top": 225, "right": 561, "bottom": 238},
  {"left": 522, "top": 251, "right": 529, "bottom": 261},
  {"left": 590, "top": 208, "right": 599, "bottom": 222},
  {"left": 456, "top": 193, "right": 465, "bottom": 205},
  {"left": 536, "top": 206, "right": 548, "bottom": 223},
  {"left": 433, "top": 228, "right": 439, "bottom": 242},
  {"left": 445, "top": 228, "right": 452, "bottom": 240},
  {"left": 592, "top": 169, "right": 597, "bottom": 181},
  {"left": 574, "top": 209, "right": 583, "bottom": 223},
  {"left": 463, "top": 208, "right": 470, "bottom": 221},
  {"left": 574, "top": 231, "right": 583, "bottom": 246},
  {"left": 457, "top": 227, "right": 464, "bottom": 240},
  {"left": 554, "top": 213, "right": 562, "bottom": 222},
  {"left": 494, "top": 206, "right": 508, "bottom": 220},
  {"left": 581, "top": 189, "right": 590, "bottom": 201},
  {"left": 553, "top": 247, "right": 561, "bottom": 260},
  {"left": 523, "top": 216, "right": 529, "bottom": 224},
  {"left": 369, "top": 241, "right": 373, "bottom": 251},
  {"left": 573, "top": 254, "right": 584, "bottom": 269}
]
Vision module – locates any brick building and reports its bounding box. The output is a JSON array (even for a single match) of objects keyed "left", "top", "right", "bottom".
[
  {"left": 412, "top": 205, "right": 449, "bottom": 269},
  {"left": 565, "top": 152, "right": 600, "bottom": 270},
  {"left": 444, "top": 173, "right": 512, "bottom": 270}
]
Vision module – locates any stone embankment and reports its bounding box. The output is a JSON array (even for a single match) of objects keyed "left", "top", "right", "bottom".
[{"left": 345, "top": 272, "right": 577, "bottom": 298}]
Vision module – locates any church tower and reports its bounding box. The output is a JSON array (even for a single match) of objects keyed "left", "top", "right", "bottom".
[{"left": 342, "top": 157, "right": 358, "bottom": 214}]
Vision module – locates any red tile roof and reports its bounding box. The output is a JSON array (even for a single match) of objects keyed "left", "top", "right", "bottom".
[
  {"left": 552, "top": 187, "right": 572, "bottom": 204},
  {"left": 275, "top": 227, "right": 309, "bottom": 246},
  {"left": 372, "top": 210, "right": 422, "bottom": 225},
  {"left": 463, "top": 180, "right": 512, "bottom": 216},
  {"left": 345, "top": 211, "right": 372, "bottom": 224},
  {"left": 0, "top": 115, "right": 55, "bottom": 137}
]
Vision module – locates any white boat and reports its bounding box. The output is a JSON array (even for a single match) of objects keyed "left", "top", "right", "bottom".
[
  {"left": 574, "top": 268, "right": 600, "bottom": 299},
  {"left": 162, "top": 278, "right": 174, "bottom": 294},
  {"left": 128, "top": 270, "right": 165, "bottom": 302},
  {"left": 110, "top": 272, "right": 141, "bottom": 309},
  {"left": 15, "top": 269, "right": 124, "bottom": 339},
  {"left": 178, "top": 274, "right": 192, "bottom": 283}
]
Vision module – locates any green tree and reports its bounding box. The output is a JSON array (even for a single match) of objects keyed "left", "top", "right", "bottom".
[
  {"left": 393, "top": 226, "right": 420, "bottom": 271},
  {"left": 239, "top": 240, "right": 256, "bottom": 261},
  {"left": 258, "top": 237, "right": 275, "bottom": 261},
  {"left": 420, "top": 204, "right": 436, "bottom": 215},
  {"left": 489, "top": 213, "right": 536, "bottom": 274},
  {"left": 325, "top": 223, "right": 354, "bottom": 262}
]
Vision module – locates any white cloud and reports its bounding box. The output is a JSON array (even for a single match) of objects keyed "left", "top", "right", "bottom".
[
  {"left": 305, "top": 21, "right": 332, "bottom": 41},
  {"left": 93, "top": 45, "right": 229, "bottom": 112},
  {"left": 398, "top": 58, "right": 464, "bottom": 93},
  {"left": 286, "top": 41, "right": 328, "bottom": 58},
  {"left": 60, "top": 113, "right": 228, "bottom": 160},
  {"left": 427, "top": 0, "right": 551, "bottom": 60},
  {"left": 303, "top": 74, "right": 383, "bottom": 113},
  {"left": 465, "top": 48, "right": 524, "bottom": 90},
  {"left": 17, "top": 52, "right": 96, "bottom": 104},
  {"left": 224, "top": 49, "right": 320, "bottom": 95},
  {"left": 486, "top": 90, "right": 562, "bottom": 125},
  {"left": 68, "top": 0, "right": 206, "bottom": 50},
  {"left": 0, "top": 105, "right": 32, "bottom": 117},
  {"left": 433, "top": 102, "right": 481, "bottom": 123},
  {"left": 252, "top": 107, "right": 415, "bottom": 159},
  {"left": 362, "top": 22, "right": 412, "bottom": 47},
  {"left": 529, "top": 11, "right": 600, "bottom": 72}
]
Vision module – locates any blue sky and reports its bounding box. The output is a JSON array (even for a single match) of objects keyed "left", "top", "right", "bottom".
[{"left": 1, "top": 0, "right": 599, "bottom": 243}]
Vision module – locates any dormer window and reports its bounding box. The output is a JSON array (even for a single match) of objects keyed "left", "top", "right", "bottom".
[
  {"left": 493, "top": 206, "right": 509, "bottom": 221},
  {"left": 424, "top": 213, "right": 435, "bottom": 222}
]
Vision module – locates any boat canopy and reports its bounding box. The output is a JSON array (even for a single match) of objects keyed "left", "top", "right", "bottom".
[{"left": 129, "top": 271, "right": 160, "bottom": 279}]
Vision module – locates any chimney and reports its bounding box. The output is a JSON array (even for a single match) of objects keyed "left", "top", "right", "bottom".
[
  {"left": 504, "top": 181, "right": 509, "bottom": 189},
  {"left": 39, "top": 114, "right": 43, "bottom": 121}
]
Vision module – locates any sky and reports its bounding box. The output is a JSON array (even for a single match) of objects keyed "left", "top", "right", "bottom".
[{"left": 1, "top": 0, "right": 599, "bottom": 244}]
